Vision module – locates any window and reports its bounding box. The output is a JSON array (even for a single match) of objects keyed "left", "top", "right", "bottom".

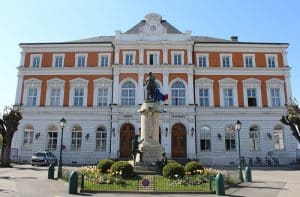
[
  {"left": 244, "top": 56, "right": 253, "bottom": 68},
  {"left": 97, "top": 88, "right": 108, "bottom": 107},
  {"left": 249, "top": 126, "right": 260, "bottom": 151},
  {"left": 171, "top": 81, "right": 186, "bottom": 106},
  {"left": 198, "top": 55, "right": 207, "bottom": 67},
  {"left": 221, "top": 55, "right": 231, "bottom": 67},
  {"left": 267, "top": 56, "right": 276, "bottom": 68},
  {"left": 48, "top": 125, "right": 58, "bottom": 150},
  {"left": 199, "top": 88, "right": 209, "bottom": 107},
  {"left": 173, "top": 54, "right": 182, "bottom": 65},
  {"left": 225, "top": 125, "right": 236, "bottom": 151},
  {"left": 270, "top": 88, "right": 281, "bottom": 107},
  {"left": 74, "top": 87, "right": 84, "bottom": 107},
  {"left": 200, "top": 126, "right": 211, "bottom": 151},
  {"left": 149, "top": 53, "right": 159, "bottom": 65},
  {"left": 96, "top": 127, "right": 107, "bottom": 151},
  {"left": 31, "top": 55, "right": 41, "bottom": 68},
  {"left": 27, "top": 88, "right": 38, "bottom": 107},
  {"left": 125, "top": 54, "right": 134, "bottom": 65},
  {"left": 23, "top": 125, "right": 34, "bottom": 147},
  {"left": 121, "top": 81, "right": 135, "bottom": 105},
  {"left": 100, "top": 55, "right": 109, "bottom": 67},
  {"left": 53, "top": 55, "right": 63, "bottom": 68},
  {"left": 274, "top": 125, "right": 284, "bottom": 150},
  {"left": 223, "top": 88, "right": 233, "bottom": 107},
  {"left": 50, "top": 88, "right": 61, "bottom": 107},
  {"left": 76, "top": 55, "right": 86, "bottom": 67},
  {"left": 71, "top": 126, "right": 82, "bottom": 150},
  {"left": 247, "top": 88, "right": 257, "bottom": 107}
]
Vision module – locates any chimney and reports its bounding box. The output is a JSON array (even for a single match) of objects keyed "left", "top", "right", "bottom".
[{"left": 231, "top": 36, "right": 238, "bottom": 42}]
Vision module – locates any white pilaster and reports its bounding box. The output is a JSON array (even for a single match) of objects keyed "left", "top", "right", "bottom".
[
  {"left": 111, "top": 122, "right": 119, "bottom": 158},
  {"left": 163, "top": 47, "right": 168, "bottom": 64},
  {"left": 187, "top": 71, "right": 194, "bottom": 104},
  {"left": 283, "top": 51, "right": 289, "bottom": 67},
  {"left": 19, "top": 52, "right": 25, "bottom": 67},
  {"left": 114, "top": 47, "right": 119, "bottom": 64},
  {"left": 139, "top": 48, "right": 144, "bottom": 64},
  {"left": 15, "top": 74, "right": 23, "bottom": 105},
  {"left": 285, "top": 72, "right": 292, "bottom": 102},
  {"left": 138, "top": 72, "right": 144, "bottom": 104},
  {"left": 187, "top": 47, "right": 193, "bottom": 65},
  {"left": 113, "top": 69, "right": 120, "bottom": 104},
  {"left": 163, "top": 69, "right": 169, "bottom": 104}
]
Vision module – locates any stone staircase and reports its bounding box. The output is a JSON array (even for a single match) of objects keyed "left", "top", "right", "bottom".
[{"left": 137, "top": 175, "right": 155, "bottom": 192}]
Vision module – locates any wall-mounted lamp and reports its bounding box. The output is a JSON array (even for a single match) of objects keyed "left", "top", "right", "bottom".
[
  {"left": 85, "top": 133, "right": 90, "bottom": 140},
  {"left": 112, "top": 128, "right": 115, "bottom": 137},
  {"left": 267, "top": 132, "right": 272, "bottom": 139},
  {"left": 35, "top": 132, "right": 40, "bottom": 140},
  {"left": 217, "top": 133, "right": 222, "bottom": 140},
  {"left": 165, "top": 127, "right": 168, "bottom": 137},
  {"left": 190, "top": 127, "right": 194, "bottom": 137}
]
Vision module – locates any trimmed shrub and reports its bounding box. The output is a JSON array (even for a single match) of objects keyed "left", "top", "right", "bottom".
[
  {"left": 110, "top": 161, "right": 133, "bottom": 177},
  {"left": 97, "top": 159, "right": 115, "bottom": 173},
  {"left": 162, "top": 162, "right": 185, "bottom": 179},
  {"left": 184, "top": 161, "right": 204, "bottom": 175}
]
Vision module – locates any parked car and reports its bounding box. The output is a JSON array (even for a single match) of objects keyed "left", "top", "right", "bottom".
[{"left": 31, "top": 151, "right": 57, "bottom": 166}]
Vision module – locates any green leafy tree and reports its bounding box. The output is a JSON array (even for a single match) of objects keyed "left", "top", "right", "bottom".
[
  {"left": 0, "top": 107, "right": 22, "bottom": 167},
  {"left": 280, "top": 99, "right": 300, "bottom": 143}
]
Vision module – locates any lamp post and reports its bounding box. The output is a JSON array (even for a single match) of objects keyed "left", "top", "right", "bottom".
[
  {"left": 235, "top": 120, "right": 243, "bottom": 182},
  {"left": 58, "top": 117, "right": 66, "bottom": 179}
]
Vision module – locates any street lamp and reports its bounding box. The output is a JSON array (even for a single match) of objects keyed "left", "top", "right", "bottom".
[
  {"left": 235, "top": 120, "right": 243, "bottom": 182},
  {"left": 58, "top": 117, "right": 66, "bottom": 179}
]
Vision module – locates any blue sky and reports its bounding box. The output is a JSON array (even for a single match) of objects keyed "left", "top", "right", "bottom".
[{"left": 0, "top": 0, "right": 299, "bottom": 112}]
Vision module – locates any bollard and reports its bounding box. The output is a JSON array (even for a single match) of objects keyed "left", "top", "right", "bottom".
[
  {"left": 68, "top": 171, "right": 78, "bottom": 194},
  {"left": 215, "top": 173, "right": 225, "bottom": 196},
  {"left": 48, "top": 164, "right": 55, "bottom": 179},
  {"left": 244, "top": 166, "right": 252, "bottom": 182}
]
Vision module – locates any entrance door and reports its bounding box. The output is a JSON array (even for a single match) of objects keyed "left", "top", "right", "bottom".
[
  {"left": 171, "top": 123, "right": 187, "bottom": 158},
  {"left": 119, "top": 123, "right": 135, "bottom": 158}
]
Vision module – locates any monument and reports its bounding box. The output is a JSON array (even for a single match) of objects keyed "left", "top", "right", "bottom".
[{"left": 134, "top": 72, "right": 165, "bottom": 165}]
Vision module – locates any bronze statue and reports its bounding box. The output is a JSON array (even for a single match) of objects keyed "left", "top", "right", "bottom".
[
  {"left": 144, "top": 72, "right": 157, "bottom": 101},
  {"left": 131, "top": 135, "right": 144, "bottom": 165}
]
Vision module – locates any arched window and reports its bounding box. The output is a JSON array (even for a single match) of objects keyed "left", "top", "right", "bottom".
[
  {"left": 225, "top": 125, "right": 236, "bottom": 151},
  {"left": 249, "top": 126, "right": 260, "bottom": 151},
  {"left": 274, "top": 125, "right": 284, "bottom": 150},
  {"left": 96, "top": 127, "right": 107, "bottom": 151},
  {"left": 200, "top": 126, "right": 211, "bottom": 151},
  {"left": 71, "top": 125, "right": 82, "bottom": 150},
  {"left": 23, "top": 125, "right": 34, "bottom": 147},
  {"left": 171, "top": 81, "right": 185, "bottom": 106},
  {"left": 48, "top": 125, "right": 58, "bottom": 150},
  {"left": 121, "top": 81, "right": 135, "bottom": 106}
]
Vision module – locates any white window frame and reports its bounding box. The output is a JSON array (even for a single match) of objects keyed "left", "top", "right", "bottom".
[
  {"left": 171, "top": 51, "right": 184, "bottom": 65},
  {"left": 266, "top": 78, "right": 285, "bottom": 107},
  {"left": 242, "top": 78, "right": 262, "bottom": 107},
  {"left": 170, "top": 79, "right": 186, "bottom": 106},
  {"left": 249, "top": 125, "right": 260, "bottom": 151},
  {"left": 147, "top": 51, "right": 160, "bottom": 65},
  {"left": 93, "top": 78, "right": 112, "bottom": 107},
  {"left": 71, "top": 125, "right": 82, "bottom": 151},
  {"left": 225, "top": 125, "right": 236, "bottom": 152},
  {"left": 69, "top": 78, "right": 88, "bottom": 107},
  {"left": 219, "top": 78, "right": 238, "bottom": 107},
  {"left": 266, "top": 54, "right": 278, "bottom": 68},
  {"left": 243, "top": 54, "right": 256, "bottom": 68},
  {"left": 123, "top": 51, "right": 136, "bottom": 65},
  {"left": 75, "top": 53, "right": 88, "bottom": 67},
  {"left": 98, "top": 53, "right": 111, "bottom": 67},
  {"left": 95, "top": 126, "right": 107, "bottom": 151},
  {"left": 46, "top": 78, "right": 65, "bottom": 107},
  {"left": 30, "top": 54, "right": 42, "bottom": 68},
  {"left": 199, "top": 126, "right": 211, "bottom": 152},
  {"left": 196, "top": 53, "right": 209, "bottom": 68},
  {"left": 47, "top": 125, "right": 58, "bottom": 150},
  {"left": 23, "top": 78, "right": 42, "bottom": 107},
  {"left": 52, "top": 54, "right": 65, "bottom": 68},
  {"left": 23, "top": 125, "right": 34, "bottom": 148},
  {"left": 220, "top": 53, "right": 232, "bottom": 68},
  {"left": 120, "top": 79, "right": 136, "bottom": 106},
  {"left": 274, "top": 125, "right": 285, "bottom": 151},
  {"left": 195, "top": 78, "right": 214, "bottom": 107}
]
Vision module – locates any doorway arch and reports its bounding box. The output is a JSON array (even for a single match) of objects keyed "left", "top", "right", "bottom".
[
  {"left": 171, "top": 123, "right": 187, "bottom": 158},
  {"left": 119, "top": 123, "right": 135, "bottom": 158}
]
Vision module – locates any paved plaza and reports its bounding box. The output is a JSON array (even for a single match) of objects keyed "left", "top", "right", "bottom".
[{"left": 0, "top": 164, "right": 299, "bottom": 197}]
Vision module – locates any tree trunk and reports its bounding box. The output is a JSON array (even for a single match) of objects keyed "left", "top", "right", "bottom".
[{"left": 1, "top": 135, "right": 12, "bottom": 167}]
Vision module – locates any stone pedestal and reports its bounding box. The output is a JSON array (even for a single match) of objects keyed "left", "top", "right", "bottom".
[{"left": 137, "top": 100, "right": 165, "bottom": 165}]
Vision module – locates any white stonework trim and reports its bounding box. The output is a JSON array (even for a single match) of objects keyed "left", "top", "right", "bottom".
[
  {"left": 15, "top": 75, "right": 24, "bottom": 105},
  {"left": 119, "top": 78, "right": 138, "bottom": 105},
  {"left": 195, "top": 78, "right": 214, "bottom": 107},
  {"left": 265, "top": 54, "right": 278, "bottom": 68},
  {"left": 168, "top": 77, "right": 188, "bottom": 106},
  {"left": 20, "top": 67, "right": 112, "bottom": 76},
  {"left": 93, "top": 78, "right": 112, "bottom": 107},
  {"left": 196, "top": 53, "right": 209, "bottom": 67},
  {"left": 242, "top": 78, "right": 262, "bottom": 107},
  {"left": 75, "top": 53, "right": 88, "bottom": 67},
  {"left": 139, "top": 48, "right": 144, "bottom": 64},
  {"left": 220, "top": 53, "right": 233, "bottom": 67},
  {"left": 30, "top": 54, "right": 42, "bottom": 68},
  {"left": 146, "top": 51, "right": 160, "bottom": 65},
  {"left": 243, "top": 54, "right": 256, "bottom": 68},
  {"left": 98, "top": 53, "right": 111, "bottom": 67},
  {"left": 123, "top": 51, "right": 136, "bottom": 65},
  {"left": 52, "top": 53, "right": 65, "bottom": 68},
  {"left": 23, "top": 78, "right": 42, "bottom": 107},
  {"left": 219, "top": 78, "right": 238, "bottom": 107},
  {"left": 266, "top": 78, "right": 285, "bottom": 107},
  {"left": 171, "top": 51, "right": 184, "bottom": 65},
  {"left": 69, "top": 78, "right": 89, "bottom": 107},
  {"left": 20, "top": 52, "right": 25, "bottom": 67},
  {"left": 45, "top": 78, "right": 65, "bottom": 107},
  {"left": 284, "top": 73, "right": 292, "bottom": 102}
]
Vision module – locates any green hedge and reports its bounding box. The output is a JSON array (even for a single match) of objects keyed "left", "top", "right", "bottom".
[
  {"left": 110, "top": 161, "right": 133, "bottom": 177},
  {"left": 97, "top": 159, "right": 115, "bottom": 173},
  {"left": 162, "top": 162, "right": 184, "bottom": 179},
  {"left": 184, "top": 161, "right": 204, "bottom": 175}
]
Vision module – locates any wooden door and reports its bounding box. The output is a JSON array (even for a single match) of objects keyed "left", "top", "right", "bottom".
[
  {"left": 171, "top": 123, "right": 187, "bottom": 158},
  {"left": 119, "top": 123, "right": 135, "bottom": 158}
]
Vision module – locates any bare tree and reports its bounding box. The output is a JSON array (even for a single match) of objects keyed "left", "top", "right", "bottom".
[{"left": 0, "top": 107, "right": 22, "bottom": 167}]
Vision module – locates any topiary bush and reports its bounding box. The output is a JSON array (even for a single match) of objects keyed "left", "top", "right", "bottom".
[
  {"left": 184, "top": 161, "right": 204, "bottom": 175},
  {"left": 110, "top": 161, "right": 133, "bottom": 177},
  {"left": 97, "top": 159, "right": 115, "bottom": 173},
  {"left": 162, "top": 162, "right": 185, "bottom": 179}
]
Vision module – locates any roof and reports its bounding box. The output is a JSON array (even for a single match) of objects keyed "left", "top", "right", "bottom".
[{"left": 125, "top": 20, "right": 181, "bottom": 34}]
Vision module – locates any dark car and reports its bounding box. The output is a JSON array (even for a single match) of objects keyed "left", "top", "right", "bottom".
[{"left": 31, "top": 151, "right": 57, "bottom": 166}]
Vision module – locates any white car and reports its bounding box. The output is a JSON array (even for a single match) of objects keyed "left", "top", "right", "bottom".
[{"left": 31, "top": 151, "right": 57, "bottom": 166}]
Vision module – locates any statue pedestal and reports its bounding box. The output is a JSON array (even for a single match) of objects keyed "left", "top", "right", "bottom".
[{"left": 137, "top": 100, "right": 165, "bottom": 165}]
